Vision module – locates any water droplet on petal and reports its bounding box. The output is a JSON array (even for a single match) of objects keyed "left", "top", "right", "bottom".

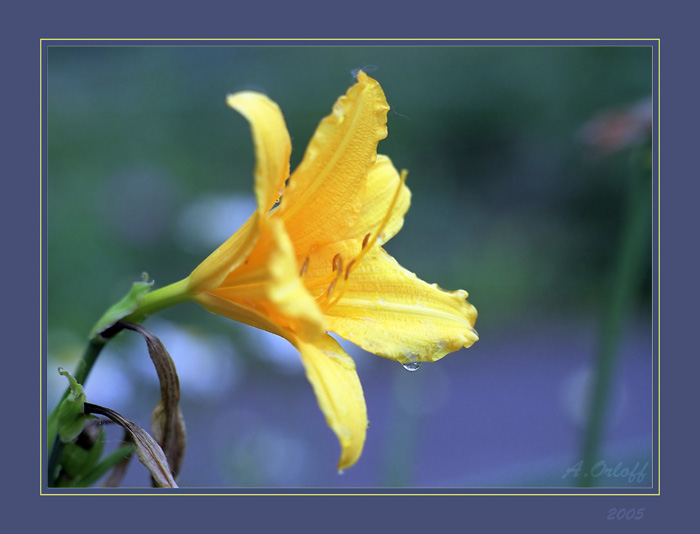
[{"left": 402, "top": 362, "right": 421, "bottom": 372}]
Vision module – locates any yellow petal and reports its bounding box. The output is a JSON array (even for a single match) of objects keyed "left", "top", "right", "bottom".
[
  {"left": 192, "top": 290, "right": 290, "bottom": 339},
  {"left": 326, "top": 247, "right": 478, "bottom": 363},
  {"left": 226, "top": 91, "right": 291, "bottom": 214},
  {"left": 278, "top": 71, "right": 390, "bottom": 253},
  {"left": 187, "top": 92, "right": 292, "bottom": 292},
  {"left": 187, "top": 213, "right": 259, "bottom": 293},
  {"left": 209, "top": 218, "right": 326, "bottom": 342},
  {"left": 293, "top": 334, "right": 367, "bottom": 471},
  {"left": 349, "top": 154, "right": 411, "bottom": 245}
]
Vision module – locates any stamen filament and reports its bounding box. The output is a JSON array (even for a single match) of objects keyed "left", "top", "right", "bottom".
[
  {"left": 347, "top": 169, "right": 408, "bottom": 279},
  {"left": 326, "top": 278, "right": 337, "bottom": 296},
  {"left": 317, "top": 267, "right": 343, "bottom": 308},
  {"left": 305, "top": 271, "right": 340, "bottom": 289},
  {"left": 326, "top": 277, "right": 348, "bottom": 309},
  {"left": 344, "top": 259, "right": 356, "bottom": 280}
]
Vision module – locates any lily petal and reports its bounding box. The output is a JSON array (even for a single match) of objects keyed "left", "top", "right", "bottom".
[
  {"left": 226, "top": 91, "right": 291, "bottom": 214},
  {"left": 279, "top": 71, "right": 390, "bottom": 252},
  {"left": 192, "top": 290, "right": 290, "bottom": 340},
  {"left": 326, "top": 247, "right": 478, "bottom": 363},
  {"left": 348, "top": 154, "right": 411, "bottom": 245},
  {"left": 187, "top": 214, "right": 260, "bottom": 293},
  {"left": 293, "top": 334, "right": 367, "bottom": 471},
  {"left": 188, "top": 92, "right": 291, "bottom": 292}
]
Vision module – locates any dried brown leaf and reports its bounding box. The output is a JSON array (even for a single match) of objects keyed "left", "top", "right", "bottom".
[
  {"left": 120, "top": 322, "right": 187, "bottom": 478},
  {"left": 85, "top": 402, "right": 178, "bottom": 488}
]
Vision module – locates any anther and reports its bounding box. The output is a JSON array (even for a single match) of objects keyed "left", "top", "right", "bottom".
[
  {"left": 362, "top": 233, "right": 371, "bottom": 249},
  {"left": 299, "top": 257, "right": 309, "bottom": 277},
  {"left": 332, "top": 253, "right": 343, "bottom": 273}
]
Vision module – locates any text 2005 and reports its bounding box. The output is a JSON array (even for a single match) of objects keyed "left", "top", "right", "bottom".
[{"left": 607, "top": 508, "right": 645, "bottom": 520}]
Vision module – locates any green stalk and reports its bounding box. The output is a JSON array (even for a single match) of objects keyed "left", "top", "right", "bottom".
[
  {"left": 47, "top": 278, "right": 191, "bottom": 487},
  {"left": 579, "top": 149, "right": 652, "bottom": 487},
  {"left": 123, "top": 278, "right": 191, "bottom": 324},
  {"left": 382, "top": 371, "right": 421, "bottom": 487},
  {"left": 47, "top": 338, "right": 107, "bottom": 486}
]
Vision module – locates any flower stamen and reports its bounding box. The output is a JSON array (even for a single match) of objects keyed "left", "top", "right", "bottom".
[
  {"left": 321, "top": 170, "right": 407, "bottom": 312},
  {"left": 327, "top": 278, "right": 337, "bottom": 297},
  {"left": 346, "top": 169, "right": 408, "bottom": 283},
  {"left": 352, "top": 170, "right": 407, "bottom": 271},
  {"left": 317, "top": 262, "right": 344, "bottom": 306},
  {"left": 332, "top": 253, "right": 343, "bottom": 273},
  {"left": 361, "top": 233, "right": 371, "bottom": 250},
  {"left": 299, "top": 256, "right": 310, "bottom": 277},
  {"left": 344, "top": 259, "right": 356, "bottom": 280}
]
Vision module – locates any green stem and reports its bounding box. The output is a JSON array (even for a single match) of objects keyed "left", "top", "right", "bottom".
[
  {"left": 48, "top": 338, "right": 107, "bottom": 486},
  {"left": 47, "top": 278, "right": 192, "bottom": 487},
  {"left": 123, "top": 278, "right": 192, "bottom": 323},
  {"left": 579, "top": 152, "right": 652, "bottom": 487},
  {"left": 382, "top": 371, "right": 421, "bottom": 487}
]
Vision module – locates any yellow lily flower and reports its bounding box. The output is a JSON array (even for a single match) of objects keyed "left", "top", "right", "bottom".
[{"left": 136, "top": 71, "right": 478, "bottom": 471}]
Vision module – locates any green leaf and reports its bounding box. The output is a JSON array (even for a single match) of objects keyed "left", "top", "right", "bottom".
[
  {"left": 62, "top": 444, "right": 136, "bottom": 488},
  {"left": 59, "top": 424, "right": 105, "bottom": 480},
  {"left": 89, "top": 273, "right": 154, "bottom": 339},
  {"left": 55, "top": 368, "right": 87, "bottom": 443}
]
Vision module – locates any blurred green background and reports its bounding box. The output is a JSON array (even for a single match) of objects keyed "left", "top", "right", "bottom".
[{"left": 47, "top": 45, "right": 653, "bottom": 488}]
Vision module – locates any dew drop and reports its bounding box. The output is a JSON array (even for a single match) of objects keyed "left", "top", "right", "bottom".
[{"left": 402, "top": 362, "right": 421, "bottom": 372}]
